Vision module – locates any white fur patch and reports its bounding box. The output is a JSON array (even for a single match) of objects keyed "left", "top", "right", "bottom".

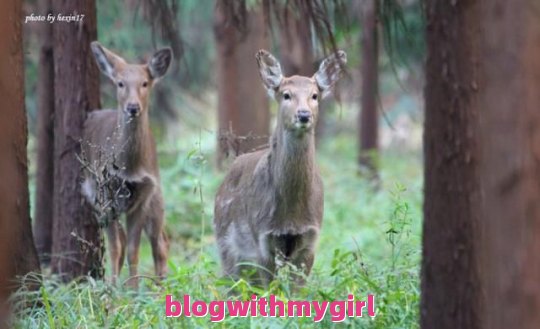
[{"left": 81, "top": 179, "right": 96, "bottom": 204}]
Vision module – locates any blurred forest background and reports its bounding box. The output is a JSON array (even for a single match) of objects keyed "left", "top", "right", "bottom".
[
  {"left": 14, "top": 0, "right": 426, "bottom": 327},
  {"left": 23, "top": 0, "right": 425, "bottom": 154},
  {"left": 2, "top": 0, "right": 539, "bottom": 327}
]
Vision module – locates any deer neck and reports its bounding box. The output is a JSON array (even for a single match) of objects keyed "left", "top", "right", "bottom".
[
  {"left": 270, "top": 122, "right": 315, "bottom": 215},
  {"left": 114, "top": 108, "right": 150, "bottom": 174}
]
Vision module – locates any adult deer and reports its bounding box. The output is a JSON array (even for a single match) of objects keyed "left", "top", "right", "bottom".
[
  {"left": 82, "top": 42, "right": 172, "bottom": 286},
  {"left": 214, "top": 49, "right": 347, "bottom": 285}
]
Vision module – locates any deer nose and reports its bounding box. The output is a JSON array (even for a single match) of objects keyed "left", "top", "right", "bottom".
[
  {"left": 126, "top": 103, "right": 140, "bottom": 117},
  {"left": 297, "top": 109, "right": 312, "bottom": 124}
]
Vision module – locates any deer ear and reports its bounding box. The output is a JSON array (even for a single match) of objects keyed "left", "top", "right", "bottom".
[
  {"left": 90, "top": 41, "right": 125, "bottom": 81},
  {"left": 313, "top": 50, "right": 347, "bottom": 99},
  {"left": 148, "top": 48, "right": 173, "bottom": 80},
  {"left": 256, "top": 49, "right": 283, "bottom": 97}
]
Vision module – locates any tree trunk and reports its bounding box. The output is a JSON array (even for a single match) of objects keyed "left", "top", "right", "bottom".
[
  {"left": 278, "top": 12, "right": 314, "bottom": 77},
  {"left": 420, "top": 1, "right": 482, "bottom": 328},
  {"left": 0, "top": 0, "right": 41, "bottom": 301},
  {"left": 34, "top": 0, "right": 55, "bottom": 266},
  {"left": 358, "top": 0, "right": 379, "bottom": 177},
  {"left": 51, "top": 0, "right": 103, "bottom": 280},
  {"left": 479, "top": 1, "right": 540, "bottom": 328},
  {"left": 214, "top": 5, "right": 270, "bottom": 169}
]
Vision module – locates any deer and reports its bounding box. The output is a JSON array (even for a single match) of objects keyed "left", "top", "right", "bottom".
[
  {"left": 214, "top": 49, "right": 347, "bottom": 286},
  {"left": 81, "top": 42, "right": 172, "bottom": 287}
]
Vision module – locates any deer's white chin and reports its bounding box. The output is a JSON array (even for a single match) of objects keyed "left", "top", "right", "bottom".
[
  {"left": 123, "top": 111, "right": 140, "bottom": 120},
  {"left": 294, "top": 121, "right": 313, "bottom": 131},
  {"left": 287, "top": 122, "right": 313, "bottom": 138}
]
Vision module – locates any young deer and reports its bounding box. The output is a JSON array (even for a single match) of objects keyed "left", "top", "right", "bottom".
[
  {"left": 82, "top": 42, "right": 172, "bottom": 286},
  {"left": 214, "top": 49, "right": 347, "bottom": 285}
]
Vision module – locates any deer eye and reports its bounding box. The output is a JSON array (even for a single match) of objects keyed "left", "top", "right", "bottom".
[
  {"left": 312, "top": 93, "right": 318, "bottom": 101},
  {"left": 283, "top": 92, "right": 291, "bottom": 100},
  {"left": 117, "top": 81, "right": 125, "bottom": 88},
  {"left": 142, "top": 81, "right": 148, "bottom": 88}
]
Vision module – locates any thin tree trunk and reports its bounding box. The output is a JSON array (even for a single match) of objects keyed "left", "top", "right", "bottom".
[
  {"left": 214, "top": 5, "right": 270, "bottom": 169},
  {"left": 479, "top": 1, "right": 540, "bottom": 328},
  {"left": 0, "top": 0, "right": 41, "bottom": 302},
  {"left": 358, "top": 0, "right": 379, "bottom": 177},
  {"left": 34, "top": 0, "right": 55, "bottom": 266},
  {"left": 420, "top": 1, "right": 482, "bottom": 328},
  {"left": 51, "top": 0, "right": 103, "bottom": 280}
]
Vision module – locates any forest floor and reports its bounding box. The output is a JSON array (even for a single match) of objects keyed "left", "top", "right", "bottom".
[{"left": 15, "top": 117, "right": 423, "bottom": 328}]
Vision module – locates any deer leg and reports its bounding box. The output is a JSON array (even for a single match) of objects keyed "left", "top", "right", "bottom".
[
  {"left": 217, "top": 241, "right": 237, "bottom": 277},
  {"left": 144, "top": 192, "right": 168, "bottom": 279},
  {"left": 106, "top": 220, "right": 126, "bottom": 285},
  {"left": 257, "top": 258, "right": 276, "bottom": 287},
  {"left": 126, "top": 210, "right": 144, "bottom": 288},
  {"left": 148, "top": 230, "right": 168, "bottom": 279},
  {"left": 287, "top": 229, "right": 318, "bottom": 285},
  {"left": 291, "top": 250, "right": 315, "bottom": 286},
  {"left": 122, "top": 176, "right": 156, "bottom": 288}
]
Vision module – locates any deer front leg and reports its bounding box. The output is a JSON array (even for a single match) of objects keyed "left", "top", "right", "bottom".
[
  {"left": 269, "top": 229, "right": 318, "bottom": 286},
  {"left": 144, "top": 191, "right": 168, "bottom": 279},
  {"left": 291, "top": 228, "right": 319, "bottom": 280},
  {"left": 291, "top": 250, "right": 315, "bottom": 286},
  {"left": 125, "top": 175, "right": 155, "bottom": 287},
  {"left": 106, "top": 220, "right": 126, "bottom": 285},
  {"left": 125, "top": 209, "right": 145, "bottom": 288},
  {"left": 257, "top": 257, "right": 276, "bottom": 287}
]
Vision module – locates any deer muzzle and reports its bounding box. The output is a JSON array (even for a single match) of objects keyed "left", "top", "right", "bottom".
[
  {"left": 125, "top": 103, "right": 141, "bottom": 117},
  {"left": 297, "top": 109, "right": 312, "bottom": 124}
]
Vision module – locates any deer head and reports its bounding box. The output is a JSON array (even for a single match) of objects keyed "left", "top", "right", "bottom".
[
  {"left": 90, "top": 42, "right": 172, "bottom": 120},
  {"left": 256, "top": 49, "right": 347, "bottom": 135}
]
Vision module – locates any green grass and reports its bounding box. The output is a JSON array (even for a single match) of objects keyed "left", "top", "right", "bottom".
[{"left": 14, "top": 129, "right": 422, "bottom": 328}]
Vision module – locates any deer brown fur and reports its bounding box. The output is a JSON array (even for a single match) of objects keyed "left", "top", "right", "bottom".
[
  {"left": 214, "top": 49, "right": 347, "bottom": 285},
  {"left": 82, "top": 42, "right": 172, "bottom": 286}
]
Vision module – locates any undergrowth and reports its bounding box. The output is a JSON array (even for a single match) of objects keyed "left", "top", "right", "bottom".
[{"left": 14, "top": 131, "right": 422, "bottom": 328}]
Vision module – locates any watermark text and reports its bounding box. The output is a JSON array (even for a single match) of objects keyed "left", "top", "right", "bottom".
[
  {"left": 165, "top": 294, "right": 376, "bottom": 322},
  {"left": 24, "top": 13, "right": 85, "bottom": 24}
]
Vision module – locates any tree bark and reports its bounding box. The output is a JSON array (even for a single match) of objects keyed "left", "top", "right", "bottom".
[
  {"left": 34, "top": 0, "right": 55, "bottom": 266},
  {"left": 358, "top": 0, "right": 379, "bottom": 177},
  {"left": 51, "top": 0, "right": 103, "bottom": 280},
  {"left": 479, "top": 1, "right": 540, "bottom": 328},
  {"left": 0, "top": 0, "right": 41, "bottom": 302},
  {"left": 420, "top": 1, "right": 482, "bottom": 328},
  {"left": 214, "top": 5, "right": 270, "bottom": 169}
]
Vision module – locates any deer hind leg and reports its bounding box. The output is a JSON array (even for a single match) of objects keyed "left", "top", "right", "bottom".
[
  {"left": 144, "top": 192, "right": 168, "bottom": 279},
  {"left": 106, "top": 220, "right": 126, "bottom": 285}
]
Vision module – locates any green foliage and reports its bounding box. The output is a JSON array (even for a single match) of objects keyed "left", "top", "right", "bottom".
[
  {"left": 20, "top": 1, "right": 426, "bottom": 325},
  {"left": 24, "top": 0, "right": 215, "bottom": 132},
  {"left": 379, "top": 0, "right": 425, "bottom": 69},
  {"left": 95, "top": 0, "right": 216, "bottom": 93},
  {"left": 15, "top": 128, "right": 422, "bottom": 328},
  {"left": 24, "top": 0, "right": 425, "bottom": 134},
  {"left": 173, "top": 0, "right": 215, "bottom": 91}
]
